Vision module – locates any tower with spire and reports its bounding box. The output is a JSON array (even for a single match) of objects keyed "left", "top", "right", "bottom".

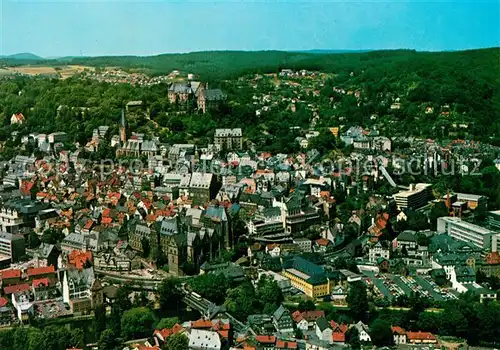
[{"left": 120, "top": 109, "right": 127, "bottom": 144}]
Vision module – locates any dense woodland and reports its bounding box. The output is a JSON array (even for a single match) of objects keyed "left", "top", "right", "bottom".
[{"left": 1, "top": 48, "right": 499, "bottom": 144}]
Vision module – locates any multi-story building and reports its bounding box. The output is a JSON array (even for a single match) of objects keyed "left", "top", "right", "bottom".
[
  {"left": 0, "top": 198, "right": 47, "bottom": 233},
  {"left": 282, "top": 257, "right": 336, "bottom": 299},
  {"left": 214, "top": 128, "right": 243, "bottom": 151},
  {"left": 168, "top": 81, "right": 203, "bottom": 105},
  {"left": 437, "top": 217, "right": 495, "bottom": 251},
  {"left": 197, "top": 88, "right": 227, "bottom": 114},
  {"left": 368, "top": 241, "right": 390, "bottom": 263},
  {"left": 393, "top": 183, "right": 433, "bottom": 210},
  {"left": 189, "top": 172, "right": 219, "bottom": 205},
  {"left": 0, "top": 232, "right": 25, "bottom": 262}
]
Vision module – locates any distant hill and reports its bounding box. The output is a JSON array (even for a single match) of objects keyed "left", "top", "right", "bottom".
[
  {"left": 1, "top": 53, "right": 43, "bottom": 60},
  {"left": 294, "top": 49, "right": 374, "bottom": 54}
]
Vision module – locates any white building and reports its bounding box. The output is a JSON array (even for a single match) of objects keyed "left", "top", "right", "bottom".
[
  {"left": 188, "top": 329, "right": 221, "bottom": 350},
  {"left": 437, "top": 216, "right": 495, "bottom": 251},
  {"left": 393, "top": 183, "right": 433, "bottom": 210}
]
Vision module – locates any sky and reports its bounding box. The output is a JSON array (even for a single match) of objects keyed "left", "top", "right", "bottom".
[{"left": 1, "top": 0, "right": 499, "bottom": 57}]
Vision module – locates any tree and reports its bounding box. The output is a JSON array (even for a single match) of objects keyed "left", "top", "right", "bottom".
[
  {"left": 98, "top": 329, "right": 118, "bottom": 350},
  {"left": 256, "top": 276, "right": 284, "bottom": 314},
  {"left": 189, "top": 273, "right": 229, "bottom": 305},
  {"left": 370, "top": 318, "right": 394, "bottom": 347},
  {"left": 93, "top": 304, "right": 107, "bottom": 339},
  {"left": 156, "top": 317, "right": 180, "bottom": 330},
  {"left": 121, "top": 307, "right": 156, "bottom": 339},
  {"left": 347, "top": 282, "right": 368, "bottom": 322},
  {"left": 27, "top": 232, "right": 41, "bottom": 249},
  {"left": 224, "top": 281, "right": 258, "bottom": 321},
  {"left": 162, "top": 333, "right": 189, "bottom": 350},
  {"left": 69, "top": 328, "right": 85, "bottom": 349},
  {"left": 297, "top": 300, "right": 316, "bottom": 312},
  {"left": 346, "top": 326, "right": 361, "bottom": 350},
  {"left": 158, "top": 278, "right": 183, "bottom": 313}
]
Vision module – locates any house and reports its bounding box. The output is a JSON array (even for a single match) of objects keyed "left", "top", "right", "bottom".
[
  {"left": 368, "top": 241, "right": 390, "bottom": 263},
  {"left": 11, "top": 113, "right": 25, "bottom": 125},
  {"left": 407, "top": 331, "right": 437, "bottom": 344},
  {"left": 254, "top": 335, "right": 276, "bottom": 350},
  {"left": 0, "top": 297, "right": 13, "bottom": 325},
  {"left": 266, "top": 243, "right": 281, "bottom": 257},
  {"left": 315, "top": 317, "right": 332, "bottom": 343},
  {"left": 214, "top": 128, "right": 243, "bottom": 151},
  {"left": 351, "top": 321, "right": 371, "bottom": 342},
  {"left": 188, "top": 329, "right": 221, "bottom": 350},
  {"left": 276, "top": 340, "right": 298, "bottom": 349},
  {"left": 392, "top": 326, "right": 407, "bottom": 345},
  {"left": 0, "top": 269, "right": 22, "bottom": 286},
  {"left": 273, "top": 305, "right": 294, "bottom": 334},
  {"left": 331, "top": 320, "right": 348, "bottom": 344},
  {"left": 292, "top": 310, "right": 325, "bottom": 331}
]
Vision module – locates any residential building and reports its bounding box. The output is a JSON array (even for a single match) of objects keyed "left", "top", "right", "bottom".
[
  {"left": 188, "top": 329, "right": 221, "bottom": 350},
  {"left": 315, "top": 317, "right": 332, "bottom": 343},
  {"left": 407, "top": 331, "right": 437, "bottom": 344},
  {"left": 351, "top": 321, "right": 371, "bottom": 342},
  {"left": 214, "top": 128, "right": 243, "bottom": 151},
  {"left": 392, "top": 326, "right": 407, "bottom": 345},
  {"left": 273, "top": 305, "right": 294, "bottom": 334},
  {"left": 11, "top": 113, "right": 25, "bottom": 125},
  {"left": 189, "top": 172, "right": 219, "bottom": 205},
  {"left": 0, "top": 198, "right": 47, "bottom": 233},
  {"left": 368, "top": 241, "right": 390, "bottom": 263}
]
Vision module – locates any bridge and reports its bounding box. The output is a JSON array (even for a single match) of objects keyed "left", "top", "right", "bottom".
[{"left": 96, "top": 270, "right": 250, "bottom": 333}]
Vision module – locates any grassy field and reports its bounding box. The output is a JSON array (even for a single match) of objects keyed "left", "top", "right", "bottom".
[{"left": 3, "top": 64, "right": 94, "bottom": 78}]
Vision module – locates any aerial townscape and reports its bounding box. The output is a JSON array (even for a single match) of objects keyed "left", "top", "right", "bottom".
[{"left": 0, "top": 3, "right": 500, "bottom": 350}]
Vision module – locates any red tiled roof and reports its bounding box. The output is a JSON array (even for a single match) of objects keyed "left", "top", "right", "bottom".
[
  {"left": 101, "top": 217, "right": 113, "bottom": 225},
  {"left": 276, "top": 340, "right": 297, "bottom": 349},
  {"left": 0, "top": 297, "right": 8, "bottom": 307},
  {"left": 392, "top": 326, "right": 406, "bottom": 335},
  {"left": 83, "top": 219, "right": 94, "bottom": 230},
  {"left": 316, "top": 238, "right": 330, "bottom": 246},
  {"left": 191, "top": 319, "right": 213, "bottom": 329},
  {"left": 485, "top": 252, "right": 500, "bottom": 265},
  {"left": 292, "top": 310, "right": 303, "bottom": 323},
  {"left": 4, "top": 283, "right": 31, "bottom": 294},
  {"left": 218, "top": 330, "right": 229, "bottom": 339},
  {"left": 0, "top": 269, "right": 21, "bottom": 279},
  {"left": 32, "top": 278, "right": 50, "bottom": 288},
  {"left": 68, "top": 250, "right": 93, "bottom": 270},
  {"left": 407, "top": 331, "right": 436, "bottom": 341},
  {"left": 301, "top": 310, "right": 325, "bottom": 321},
  {"left": 332, "top": 332, "right": 346, "bottom": 342},
  {"left": 27, "top": 265, "right": 55, "bottom": 277},
  {"left": 255, "top": 335, "right": 276, "bottom": 344}
]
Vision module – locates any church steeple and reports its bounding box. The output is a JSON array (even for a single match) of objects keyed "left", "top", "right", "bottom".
[{"left": 120, "top": 109, "right": 126, "bottom": 143}]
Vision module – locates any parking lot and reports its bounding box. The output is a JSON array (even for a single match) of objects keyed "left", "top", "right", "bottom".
[{"left": 362, "top": 271, "right": 457, "bottom": 302}]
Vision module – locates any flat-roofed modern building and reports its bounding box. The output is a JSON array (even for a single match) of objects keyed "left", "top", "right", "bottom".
[
  {"left": 437, "top": 216, "right": 495, "bottom": 251},
  {"left": 0, "top": 231, "right": 26, "bottom": 262},
  {"left": 393, "top": 183, "right": 433, "bottom": 210}
]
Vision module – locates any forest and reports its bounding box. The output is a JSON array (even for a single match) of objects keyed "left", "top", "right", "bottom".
[{"left": 0, "top": 47, "right": 499, "bottom": 157}]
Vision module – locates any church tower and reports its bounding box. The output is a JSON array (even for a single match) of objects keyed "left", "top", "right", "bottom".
[{"left": 120, "top": 109, "right": 127, "bottom": 144}]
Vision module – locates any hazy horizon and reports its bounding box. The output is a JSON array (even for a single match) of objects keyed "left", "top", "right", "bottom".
[{"left": 1, "top": 0, "right": 498, "bottom": 57}]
